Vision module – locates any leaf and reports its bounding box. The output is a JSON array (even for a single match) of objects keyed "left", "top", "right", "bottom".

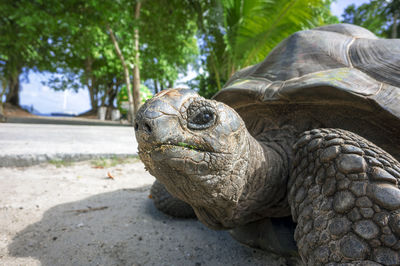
[{"left": 107, "top": 172, "right": 114, "bottom": 179}]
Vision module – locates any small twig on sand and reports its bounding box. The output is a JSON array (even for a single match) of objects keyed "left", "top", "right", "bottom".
[{"left": 67, "top": 206, "right": 109, "bottom": 214}]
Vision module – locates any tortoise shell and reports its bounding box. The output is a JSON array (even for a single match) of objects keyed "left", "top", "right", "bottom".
[{"left": 213, "top": 24, "right": 400, "bottom": 160}]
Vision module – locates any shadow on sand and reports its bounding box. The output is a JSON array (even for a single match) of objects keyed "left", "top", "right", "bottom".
[{"left": 8, "top": 186, "right": 285, "bottom": 266}]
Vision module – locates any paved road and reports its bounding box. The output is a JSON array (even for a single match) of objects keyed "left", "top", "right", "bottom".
[
  {"left": 0, "top": 123, "right": 138, "bottom": 167},
  {"left": 6, "top": 116, "right": 131, "bottom": 127}
]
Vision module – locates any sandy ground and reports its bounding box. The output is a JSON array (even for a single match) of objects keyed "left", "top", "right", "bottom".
[{"left": 0, "top": 159, "right": 288, "bottom": 266}]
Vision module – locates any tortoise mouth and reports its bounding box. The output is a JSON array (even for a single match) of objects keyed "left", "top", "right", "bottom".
[
  {"left": 140, "top": 143, "right": 217, "bottom": 185},
  {"left": 138, "top": 143, "right": 211, "bottom": 166},
  {"left": 154, "top": 143, "right": 209, "bottom": 153}
]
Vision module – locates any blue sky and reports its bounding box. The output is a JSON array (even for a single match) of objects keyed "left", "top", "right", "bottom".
[
  {"left": 19, "top": 0, "right": 369, "bottom": 115},
  {"left": 20, "top": 72, "right": 91, "bottom": 115},
  {"left": 330, "top": 0, "right": 368, "bottom": 19}
]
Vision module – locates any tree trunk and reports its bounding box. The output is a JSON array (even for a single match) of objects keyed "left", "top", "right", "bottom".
[
  {"left": 100, "top": 89, "right": 107, "bottom": 107},
  {"left": 0, "top": 78, "right": 6, "bottom": 121},
  {"left": 84, "top": 58, "right": 98, "bottom": 112},
  {"left": 107, "top": 24, "right": 135, "bottom": 123},
  {"left": 93, "top": 84, "right": 99, "bottom": 110},
  {"left": 5, "top": 70, "right": 21, "bottom": 106},
  {"left": 88, "top": 83, "right": 97, "bottom": 111},
  {"left": 210, "top": 53, "right": 221, "bottom": 91},
  {"left": 0, "top": 104, "right": 4, "bottom": 121},
  {"left": 108, "top": 82, "right": 118, "bottom": 108},
  {"left": 153, "top": 79, "right": 159, "bottom": 94},
  {"left": 392, "top": 12, "right": 398, "bottom": 39},
  {"left": 132, "top": 1, "right": 142, "bottom": 114}
]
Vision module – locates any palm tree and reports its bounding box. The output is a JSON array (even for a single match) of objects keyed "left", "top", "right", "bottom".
[
  {"left": 190, "top": 0, "right": 337, "bottom": 97},
  {"left": 223, "top": 0, "right": 337, "bottom": 76}
]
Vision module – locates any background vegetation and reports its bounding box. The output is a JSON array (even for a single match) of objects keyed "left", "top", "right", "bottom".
[{"left": 0, "top": 0, "right": 398, "bottom": 121}]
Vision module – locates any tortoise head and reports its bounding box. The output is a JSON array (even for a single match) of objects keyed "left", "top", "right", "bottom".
[{"left": 135, "top": 88, "right": 251, "bottom": 227}]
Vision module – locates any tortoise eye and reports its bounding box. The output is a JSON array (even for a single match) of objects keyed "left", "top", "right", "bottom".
[
  {"left": 193, "top": 111, "right": 213, "bottom": 125},
  {"left": 187, "top": 104, "right": 216, "bottom": 130}
]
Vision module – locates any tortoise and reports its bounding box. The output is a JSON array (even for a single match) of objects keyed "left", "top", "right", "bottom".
[{"left": 134, "top": 24, "right": 400, "bottom": 265}]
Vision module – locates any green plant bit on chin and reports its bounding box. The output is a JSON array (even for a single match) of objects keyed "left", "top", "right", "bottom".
[{"left": 178, "top": 142, "right": 202, "bottom": 150}]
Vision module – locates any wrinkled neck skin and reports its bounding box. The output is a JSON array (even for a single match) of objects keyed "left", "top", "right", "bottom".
[
  {"left": 135, "top": 88, "right": 292, "bottom": 230},
  {"left": 194, "top": 130, "right": 291, "bottom": 230}
]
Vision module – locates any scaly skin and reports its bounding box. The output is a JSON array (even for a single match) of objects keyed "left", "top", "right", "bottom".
[
  {"left": 135, "top": 89, "right": 400, "bottom": 265},
  {"left": 136, "top": 89, "right": 288, "bottom": 229},
  {"left": 289, "top": 128, "right": 400, "bottom": 265}
]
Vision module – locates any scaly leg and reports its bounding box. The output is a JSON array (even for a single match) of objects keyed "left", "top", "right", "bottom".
[
  {"left": 288, "top": 128, "right": 400, "bottom": 265},
  {"left": 150, "top": 180, "right": 196, "bottom": 218}
]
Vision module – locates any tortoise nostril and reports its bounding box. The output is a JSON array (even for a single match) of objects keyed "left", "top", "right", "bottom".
[
  {"left": 144, "top": 123, "right": 152, "bottom": 134},
  {"left": 135, "top": 120, "right": 152, "bottom": 135}
]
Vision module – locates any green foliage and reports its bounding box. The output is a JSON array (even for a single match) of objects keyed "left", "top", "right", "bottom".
[
  {"left": 342, "top": 0, "right": 399, "bottom": 38},
  {"left": 189, "top": 73, "right": 222, "bottom": 99},
  {"left": 1, "top": 0, "right": 343, "bottom": 105},
  {"left": 0, "top": 0, "right": 59, "bottom": 105},
  {"left": 308, "top": 0, "right": 340, "bottom": 28},
  {"left": 225, "top": 0, "right": 338, "bottom": 70},
  {"left": 191, "top": 0, "right": 338, "bottom": 98},
  {"left": 178, "top": 142, "right": 204, "bottom": 151},
  {"left": 140, "top": 0, "right": 199, "bottom": 90},
  {"left": 117, "top": 84, "right": 152, "bottom": 115},
  {"left": 342, "top": 1, "right": 387, "bottom": 36},
  {"left": 187, "top": 0, "right": 228, "bottom": 97},
  {"left": 140, "top": 85, "right": 153, "bottom": 103},
  {"left": 0, "top": 0, "right": 199, "bottom": 109}
]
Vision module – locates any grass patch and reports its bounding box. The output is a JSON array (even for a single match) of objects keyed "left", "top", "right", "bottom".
[
  {"left": 49, "top": 159, "right": 74, "bottom": 168},
  {"left": 48, "top": 155, "right": 140, "bottom": 168},
  {"left": 90, "top": 155, "right": 140, "bottom": 168}
]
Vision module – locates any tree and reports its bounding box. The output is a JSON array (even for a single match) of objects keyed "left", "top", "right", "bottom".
[
  {"left": 32, "top": 0, "right": 198, "bottom": 120},
  {"left": 224, "top": 0, "right": 339, "bottom": 73},
  {"left": 107, "top": 24, "right": 136, "bottom": 122},
  {"left": 0, "top": 0, "right": 58, "bottom": 106},
  {"left": 342, "top": 0, "right": 400, "bottom": 38},
  {"left": 189, "top": 0, "right": 338, "bottom": 98},
  {"left": 132, "top": 1, "right": 141, "bottom": 115},
  {"left": 103, "top": 0, "right": 199, "bottom": 120},
  {"left": 0, "top": 0, "right": 199, "bottom": 121},
  {"left": 140, "top": 0, "right": 199, "bottom": 92},
  {"left": 42, "top": 1, "right": 126, "bottom": 114},
  {"left": 103, "top": 0, "right": 199, "bottom": 118}
]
